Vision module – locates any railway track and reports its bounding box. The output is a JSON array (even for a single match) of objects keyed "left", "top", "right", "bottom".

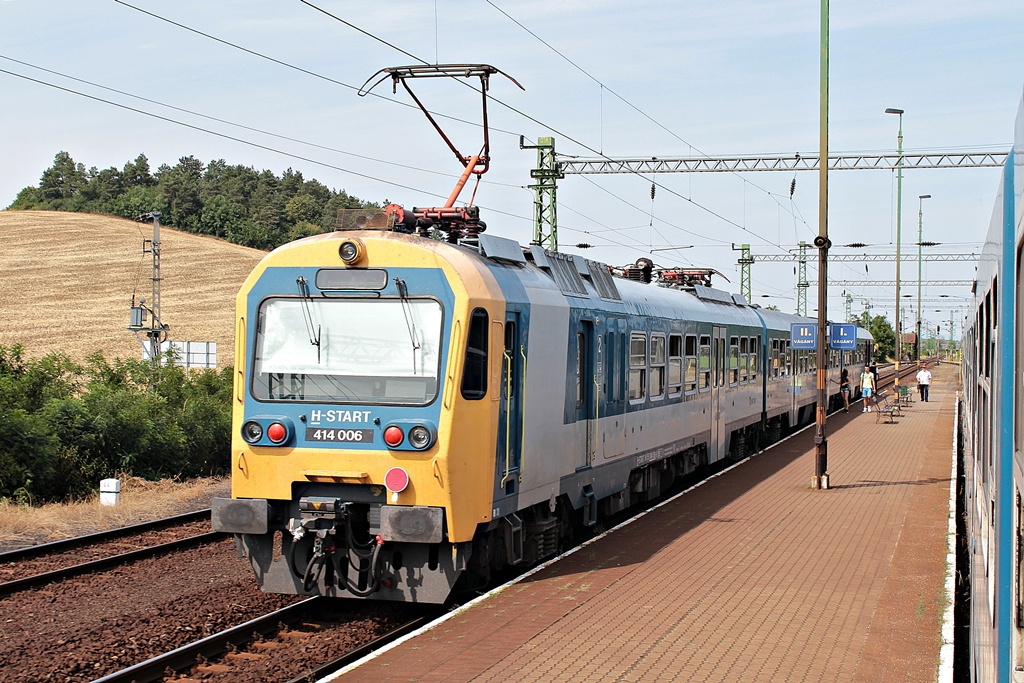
[
  {"left": 93, "top": 597, "right": 436, "bottom": 683},
  {"left": 0, "top": 509, "right": 220, "bottom": 596}
]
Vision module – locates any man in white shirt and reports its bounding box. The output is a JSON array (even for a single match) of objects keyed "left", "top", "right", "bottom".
[{"left": 915, "top": 363, "right": 932, "bottom": 402}]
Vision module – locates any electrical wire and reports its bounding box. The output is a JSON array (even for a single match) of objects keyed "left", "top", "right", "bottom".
[{"left": 295, "top": 0, "right": 791, "bottom": 253}]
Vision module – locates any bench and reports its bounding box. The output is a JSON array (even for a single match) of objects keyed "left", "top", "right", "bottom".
[{"left": 874, "top": 391, "right": 901, "bottom": 423}]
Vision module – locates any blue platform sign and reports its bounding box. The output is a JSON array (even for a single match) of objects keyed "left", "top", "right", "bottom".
[
  {"left": 829, "top": 323, "right": 857, "bottom": 350},
  {"left": 790, "top": 323, "right": 817, "bottom": 350}
]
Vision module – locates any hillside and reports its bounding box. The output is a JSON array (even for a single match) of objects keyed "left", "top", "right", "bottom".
[{"left": 0, "top": 211, "right": 266, "bottom": 365}]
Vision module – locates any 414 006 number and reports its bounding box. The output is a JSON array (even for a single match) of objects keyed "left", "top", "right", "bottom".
[{"left": 305, "top": 428, "right": 374, "bottom": 443}]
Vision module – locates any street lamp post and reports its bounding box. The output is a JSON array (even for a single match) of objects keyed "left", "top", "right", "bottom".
[
  {"left": 885, "top": 107, "right": 904, "bottom": 387},
  {"left": 917, "top": 194, "right": 931, "bottom": 361}
]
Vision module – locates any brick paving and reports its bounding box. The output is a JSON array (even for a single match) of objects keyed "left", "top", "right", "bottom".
[{"left": 336, "top": 366, "right": 954, "bottom": 682}]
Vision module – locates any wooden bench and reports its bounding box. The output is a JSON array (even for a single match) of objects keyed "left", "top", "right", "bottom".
[{"left": 874, "top": 391, "right": 901, "bottom": 423}]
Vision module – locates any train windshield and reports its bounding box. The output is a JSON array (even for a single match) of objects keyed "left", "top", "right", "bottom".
[{"left": 251, "top": 297, "right": 443, "bottom": 404}]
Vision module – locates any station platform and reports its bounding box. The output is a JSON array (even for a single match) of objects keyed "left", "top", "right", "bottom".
[{"left": 334, "top": 366, "right": 957, "bottom": 682}]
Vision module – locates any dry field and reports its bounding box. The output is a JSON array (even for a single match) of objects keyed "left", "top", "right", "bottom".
[
  {"left": 0, "top": 210, "right": 267, "bottom": 364},
  {"left": 0, "top": 476, "right": 230, "bottom": 548}
]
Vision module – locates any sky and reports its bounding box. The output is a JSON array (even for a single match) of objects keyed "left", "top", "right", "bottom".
[{"left": 2, "top": 0, "right": 1023, "bottom": 341}]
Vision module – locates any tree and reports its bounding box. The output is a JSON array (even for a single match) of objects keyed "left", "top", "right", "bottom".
[
  {"left": 38, "top": 151, "right": 87, "bottom": 205},
  {"left": 857, "top": 313, "right": 895, "bottom": 362},
  {"left": 158, "top": 156, "right": 205, "bottom": 230}
]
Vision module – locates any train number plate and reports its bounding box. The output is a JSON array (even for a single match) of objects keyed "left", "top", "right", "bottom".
[{"left": 305, "top": 428, "right": 374, "bottom": 443}]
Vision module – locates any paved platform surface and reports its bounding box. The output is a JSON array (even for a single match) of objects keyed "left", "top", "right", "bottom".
[{"left": 337, "top": 366, "right": 955, "bottom": 682}]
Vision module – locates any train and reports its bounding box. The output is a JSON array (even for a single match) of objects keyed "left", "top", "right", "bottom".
[
  {"left": 960, "top": 87, "right": 1024, "bottom": 680},
  {"left": 211, "top": 204, "right": 873, "bottom": 603}
]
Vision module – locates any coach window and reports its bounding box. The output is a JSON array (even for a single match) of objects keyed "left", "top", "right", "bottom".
[
  {"left": 784, "top": 341, "right": 792, "bottom": 376},
  {"left": 809, "top": 351, "right": 817, "bottom": 372},
  {"left": 699, "top": 335, "right": 712, "bottom": 391},
  {"left": 739, "top": 337, "right": 748, "bottom": 383},
  {"left": 729, "top": 337, "right": 740, "bottom": 385},
  {"left": 461, "top": 308, "right": 489, "bottom": 400},
  {"left": 717, "top": 336, "right": 727, "bottom": 387},
  {"left": 629, "top": 333, "right": 647, "bottom": 402},
  {"left": 684, "top": 335, "right": 698, "bottom": 394},
  {"left": 650, "top": 334, "right": 666, "bottom": 400},
  {"left": 751, "top": 335, "right": 760, "bottom": 380},
  {"left": 668, "top": 334, "right": 683, "bottom": 398},
  {"left": 771, "top": 339, "right": 780, "bottom": 378}
]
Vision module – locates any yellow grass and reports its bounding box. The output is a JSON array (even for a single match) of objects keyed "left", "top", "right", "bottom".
[
  {"left": 0, "top": 476, "right": 230, "bottom": 547},
  {"left": 0, "top": 210, "right": 266, "bottom": 363}
]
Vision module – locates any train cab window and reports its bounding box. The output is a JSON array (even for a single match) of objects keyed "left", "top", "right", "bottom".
[
  {"left": 650, "top": 334, "right": 666, "bottom": 400},
  {"left": 699, "top": 336, "right": 712, "bottom": 391},
  {"left": 461, "top": 308, "right": 489, "bottom": 400},
  {"left": 729, "top": 337, "right": 740, "bottom": 385},
  {"left": 629, "top": 333, "right": 647, "bottom": 402},
  {"left": 684, "top": 335, "right": 698, "bottom": 394},
  {"left": 668, "top": 334, "right": 683, "bottom": 398}
]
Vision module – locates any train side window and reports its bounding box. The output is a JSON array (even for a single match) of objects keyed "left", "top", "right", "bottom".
[
  {"left": 739, "top": 337, "right": 749, "bottom": 383},
  {"left": 668, "top": 334, "right": 683, "bottom": 398},
  {"left": 809, "top": 351, "right": 816, "bottom": 372},
  {"left": 699, "top": 336, "right": 712, "bottom": 391},
  {"left": 461, "top": 308, "right": 489, "bottom": 400},
  {"left": 684, "top": 335, "right": 698, "bottom": 394},
  {"left": 771, "top": 339, "right": 780, "bottom": 378},
  {"left": 650, "top": 334, "right": 666, "bottom": 400},
  {"left": 784, "top": 341, "right": 792, "bottom": 376},
  {"left": 717, "top": 336, "right": 727, "bottom": 387},
  {"left": 504, "top": 322, "right": 517, "bottom": 398},
  {"left": 629, "top": 333, "right": 647, "bottom": 402},
  {"left": 729, "top": 337, "right": 739, "bottom": 385},
  {"left": 575, "top": 332, "right": 585, "bottom": 408},
  {"left": 750, "top": 335, "right": 760, "bottom": 380}
]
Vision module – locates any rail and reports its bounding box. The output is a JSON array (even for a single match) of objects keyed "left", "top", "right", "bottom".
[
  {"left": 0, "top": 530, "right": 222, "bottom": 597},
  {"left": 0, "top": 508, "right": 210, "bottom": 560}
]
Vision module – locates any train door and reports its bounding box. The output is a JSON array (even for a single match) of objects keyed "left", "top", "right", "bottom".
[
  {"left": 498, "top": 310, "right": 525, "bottom": 494},
  {"left": 711, "top": 326, "right": 727, "bottom": 462},
  {"left": 575, "top": 320, "right": 596, "bottom": 469},
  {"left": 602, "top": 317, "right": 626, "bottom": 460}
]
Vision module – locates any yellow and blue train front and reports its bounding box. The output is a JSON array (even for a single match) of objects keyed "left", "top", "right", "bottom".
[{"left": 212, "top": 232, "right": 502, "bottom": 603}]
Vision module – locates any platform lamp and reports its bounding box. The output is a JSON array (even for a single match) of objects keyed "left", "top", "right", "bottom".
[
  {"left": 885, "top": 107, "right": 905, "bottom": 386},
  {"left": 915, "top": 195, "right": 931, "bottom": 360}
]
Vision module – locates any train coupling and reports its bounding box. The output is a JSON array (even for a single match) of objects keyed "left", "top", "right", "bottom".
[{"left": 289, "top": 496, "right": 348, "bottom": 542}]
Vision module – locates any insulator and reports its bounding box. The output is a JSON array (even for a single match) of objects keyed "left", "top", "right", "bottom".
[
  {"left": 575, "top": 243, "right": 593, "bottom": 249},
  {"left": 650, "top": 184, "right": 656, "bottom": 200},
  {"left": 789, "top": 178, "right": 796, "bottom": 197}
]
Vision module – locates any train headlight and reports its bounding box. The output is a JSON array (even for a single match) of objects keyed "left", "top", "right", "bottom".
[
  {"left": 241, "top": 420, "right": 263, "bottom": 444},
  {"left": 383, "top": 425, "right": 405, "bottom": 447},
  {"left": 339, "top": 238, "right": 365, "bottom": 265},
  {"left": 408, "top": 425, "right": 432, "bottom": 450}
]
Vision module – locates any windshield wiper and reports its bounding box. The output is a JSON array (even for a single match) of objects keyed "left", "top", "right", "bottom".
[
  {"left": 394, "top": 277, "right": 421, "bottom": 374},
  {"left": 296, "top": 276, "right": 322, "bottom": 364}
]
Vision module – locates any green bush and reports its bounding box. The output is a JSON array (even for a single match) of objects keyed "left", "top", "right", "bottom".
[{"left": 0, "top": 346, "right": 233, "bottom": 504}]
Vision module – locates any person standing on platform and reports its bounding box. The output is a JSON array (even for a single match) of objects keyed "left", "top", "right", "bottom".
[
  {"left": 860, "top": 365, "right": 875, "bottom": 412},
  {"left": 916, "top": 362, "right": 932, "bottom": 402},
  {"left": 837, "top": 368, "right": 851, "bottom": 412}
]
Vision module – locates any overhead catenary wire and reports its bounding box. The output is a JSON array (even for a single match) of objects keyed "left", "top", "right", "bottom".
[{"left": 296, "top": 0, "right": 792, "bottom": 254}]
